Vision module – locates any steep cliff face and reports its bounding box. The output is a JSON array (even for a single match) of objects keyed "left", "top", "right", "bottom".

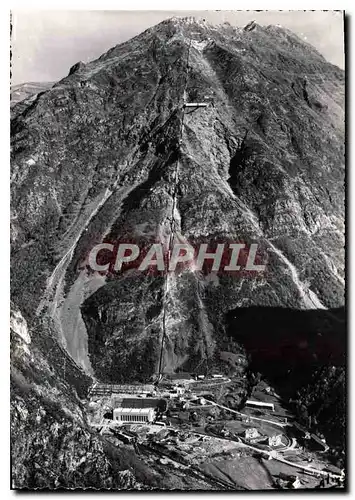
[
  {"left": 11, "top": 17, "right": 344, "bottom": 383},
  {"left": 11, "top": 305, "right": 133, "bottom": 489}
]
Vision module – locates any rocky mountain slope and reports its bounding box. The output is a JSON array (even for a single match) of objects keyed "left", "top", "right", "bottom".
[
  {"left": 11, "top": 17, "right": 345, "bottom": 380},
  {"left": 11, "top": 17, "right": 345, "bottom": 487}
]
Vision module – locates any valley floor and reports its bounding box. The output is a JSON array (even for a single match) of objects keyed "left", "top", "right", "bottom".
[{"left": 87, "top": 375, "right": 345, "bottom": 490}]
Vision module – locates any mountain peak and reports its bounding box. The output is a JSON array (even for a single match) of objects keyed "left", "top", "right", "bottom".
[{"left": 11, "top": 17, "right": 344, "bottom": 375}]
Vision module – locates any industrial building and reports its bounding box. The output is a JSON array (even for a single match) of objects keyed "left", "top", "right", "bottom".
[
  {"left": 112, "top": 397, "right": 167, "bottom": 412},
  {"left": 113, "top": 407, "right": 156, "bottom": 423},
  {"left": 112, "top": 397, "right": 167, "bottom": 424},
  {"left": 89, "top": 383, "right": 155, "bottom": 397},
  {"left": 245, "top": 400, "right": 275, "bottom": 412}
]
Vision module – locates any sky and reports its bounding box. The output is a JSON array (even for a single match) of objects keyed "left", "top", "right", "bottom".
[{"left": 11, "top": 10, "right": 344, "bottom": 86}]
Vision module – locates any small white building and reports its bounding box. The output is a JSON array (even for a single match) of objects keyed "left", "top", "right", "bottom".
[
  {"left": 245, "top": 428, "right": 260, "bottom": 440},
  {"left": 268, "top": 434, "right": 282, "bottom": 447},
  {"left": 184, "top": 102, "right": 209, "bottom": 108},
  {"left": 113, "top": 407, "right": 155, "bottom": 423},
  {"left": 292, "top": 477, "right": 301, "bottom": 489}
]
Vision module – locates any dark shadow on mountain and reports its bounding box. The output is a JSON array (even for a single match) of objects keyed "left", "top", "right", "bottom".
[
  {"left": 226, "top": 306, "right": 346, "bottom": 395},
  {"left": 226, "top": 306, "right": 346, "bottom": 449}
]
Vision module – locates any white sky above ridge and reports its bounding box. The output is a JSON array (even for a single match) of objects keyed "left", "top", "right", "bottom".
[{"left": 11, "top": 10, "right": 344, "bottom": 86}]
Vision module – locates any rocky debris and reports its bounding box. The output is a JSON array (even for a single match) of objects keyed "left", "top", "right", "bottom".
[
  {"left": 11, "top": 393, "right": 124, "bottom": 489},
  {"left": 10, "top": 303, "right": 31, "bottom": 354}
]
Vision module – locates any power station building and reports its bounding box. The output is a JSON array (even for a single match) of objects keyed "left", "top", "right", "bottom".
[
  {"left": 113, "top": 407, "right": 155, "bottom": 423},
  {"left": 112, "top": 397, "right": 167, "bottom": 424}
]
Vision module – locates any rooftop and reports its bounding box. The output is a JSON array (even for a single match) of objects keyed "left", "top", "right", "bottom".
[
  {"left": 113, "top": 397, "right": 167, "bottom": 411},
  {"left": 113, "top": 408, "right": 155, "bottom": 415},
  {"left": 166, "top": 373, "right": 193, "bottom": 380}
]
